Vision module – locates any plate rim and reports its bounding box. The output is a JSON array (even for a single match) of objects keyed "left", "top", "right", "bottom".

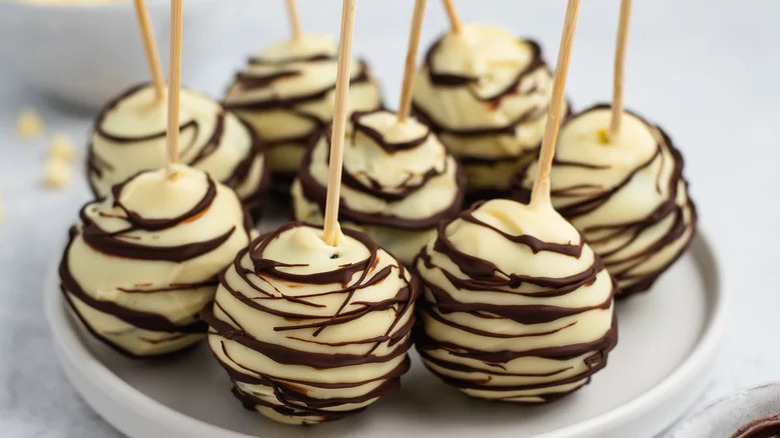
[
  {"left": 535, "top": 230, "right": 730, "bottom": 437},
  {"left": 667, "top": 380, "right": 780, "bottom": 437},
  {"left": 44, "top": 229, "right": 729, "bottom": 438}
]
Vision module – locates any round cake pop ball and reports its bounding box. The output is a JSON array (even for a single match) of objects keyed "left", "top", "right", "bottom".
[
  {"left": 202, "top": 222, "right": 418, "bottom": 425},
  {"left": 291, "top": 109, "right": 464, "bottom": 264},
  {"left": 415, "top": 198, "right": 617, "bottom": 403},
  {"left": 224, "top": 34, "right": 383, "bottom": 184},
  {"left": 87, "top": 84, "right": 270, "bottom": 214},
  {"left": 60, "top": 164, "right": 253, "bottom": 357},
  {"left": 511, "top": 106, "right": 696, "bottom": 296},
  {"left": 412, "top": 24, "right": 565, "bottom": 195}
]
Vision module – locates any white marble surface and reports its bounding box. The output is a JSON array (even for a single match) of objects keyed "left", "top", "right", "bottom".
[{"left": 0, "top": 0, "right": 778, "bottom": 436}]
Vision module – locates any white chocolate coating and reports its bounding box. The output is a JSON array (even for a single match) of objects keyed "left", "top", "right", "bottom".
[
  {"left": 224, "top": 34, "right": 383, "bottom": 179},
  {"left": 88, "top": 84, "right": 269, "bottom": 211},
  {"left": 415, "top": 199, "right": 617, "bottom": 402},
  {"left": 291, "top": 110, "right": 464, "bottom": 264},
  {"left": 412, "top": 24, "right": 563, "bottom": 192},
  {"left": 60, "top": 165, "right": 252, "bottom": 356},
  {"left": 204, "top": 223, "right": 418, "bottom": 424},
  {"left": 512, "top": 107, "right": 696, "bottom": 295}
]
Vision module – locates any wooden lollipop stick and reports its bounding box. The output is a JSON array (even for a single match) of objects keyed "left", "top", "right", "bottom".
[
  {"left": 609, "top": 0, "right": 632, "bottom": 140},
  {"left": 322, "top": 0, "right": 357, "bottom": 246},
  {"left": 530, "top": 0, "right": 581, "bottom": 207},
  {"left": 442, "top": 0, "right": 462, "bottom": 34},
  {"left": 398, "top": 0, "right": 427, "bottom": 122},
  {"left": 165, "top": 0, "right": 183, "bottom": 177},
  {"left": 286, "top": 0, "right": 303, "bottom": 42},
  {"left": 133, "top": 0, "right": 165, "bottom": 101}
]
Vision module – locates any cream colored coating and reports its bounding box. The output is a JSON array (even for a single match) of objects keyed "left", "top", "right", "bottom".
[
  {"left": 416, "top": 199, "right": 616, "bottom": 402},
  {"left": 291, "top": 110, "right": 462, "bottom": 264},
  {"left": 207, "top": 224, "right": 415, "bottom": 424},
  {"left": 224, "top": 34, "right": 382, "bottom": 176},
  {"left": 16, "top": 109, "right": 44, "bottom": 140},
  {"left": 412, "top": 24, "right": 561, "bottom": 191},
  {"left": 62, "top": 165, "right": 251, "bottom": 356},
  {"left": 518, "top": 108, "right": 696, "bottom": 292},
  {"left": 88, "top": 85, "right": 267, "bottom": 206}
]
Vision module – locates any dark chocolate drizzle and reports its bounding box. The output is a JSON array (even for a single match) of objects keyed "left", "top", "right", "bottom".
[
  {"left": 60, "top": 170, "right": 254, "bottom": 356},
  {"left": 731, "top": 413, "right": 780, "bottom": 438},
  {"left": 224, "top": 56, "right": 382, "bottom": 182},
  {"left": 412, "top": 37, "right": 553, "bottom": 143},
  {"left": 296, "top": 109, "right": 465, "bottom": 230},
  {"left": 203, "top": 223, "right": 419, "bottom": 422},
  {"left": 226, "top": 58, "right": 372, "bottom": 112},
  {"left": 414, "top": 201, "right": 618, "bottom": 402},
  {"left": 86, "top": 82, "right": 270, "bottom": 213},
  {"left": 509, "top": 104, "right": 697, "bottom": 297}
]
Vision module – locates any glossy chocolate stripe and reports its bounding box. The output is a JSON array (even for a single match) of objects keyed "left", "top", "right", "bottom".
[
  {"left": 83, "top": 225, "right": 235, "bottom": 262},
  {"left": 203, "top": 306, "right": 412, "bottom": 368},
  {"left": 87, "top": 83, "right": 269, "bottom": 209},
  {"left": 110, "top": 174, "right": 217, "bottom": 231},
  {"left": 422, "top": 37, "right": 545, "bottom": 102},
  {"left": 510, "top": 104, "right": 697, "bottom": 297},
  {"left": 413, "top": 100, "right": 548, "bottom": 138},
  {"left": 234, "top": 70, "right": 301, "bottom": 89},
  {"left": 730, "top": 413, "right": 780, "bottom": 438},
  {"left": 423, "top": 279, "right": 614, "bottom": 325},
  {"left": 225, "top": 60, "right": 372, "bottom": 111},
  {"left": 298, "top": 146, "right": 466, "bottom": 229},
  {"left": 417, "top": 315, "right": 617, "bottom": 364},
  {"left": 248, "top": 53, "right": 334, "bottom": 65},
  {"left": 350, "top": 110, "right": 431, "bottom": 152},
  {"left": 60, "top": 244, "right": 206, "bottom": 334}
]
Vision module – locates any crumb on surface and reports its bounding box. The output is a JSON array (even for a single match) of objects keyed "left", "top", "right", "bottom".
[
  {"left": 597, "top": 128, "right": 610, "bottom": 144},
  {"left": 48, "top": 134, "right": 77, "bottom": 161},
  {"left": 16, "top": 109, "right": 45, "bottom": 140},
  {"left": 43, "top": 159, "right": 72, "bottom": 189}
]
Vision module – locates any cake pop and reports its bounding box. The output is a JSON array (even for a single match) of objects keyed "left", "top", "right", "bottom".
[
  {"left": 415, "top": 0, "right": 618, "bottom": 402},
  {"left": 510, "top": 0, "right": 696, "bottom": 296},
  {"left": 202, "top": 223, "right": 418, "bottom": 424},
  {"left": 291, "top": 0, "right": 463, "bottom": 264},
  {"left": 204, "top": 0, "right": 418, "bottom": 424},
  {"left": 411, "top": 0, "right": 565, "bottom": 196},
  {"left": 87, "top": 0, "right": 269, "bottom": 213},
  {"left": 60, "top": 0, "right": 254, "bottom": 358},
  {"left": 87, "top": 85, "right": 270, "bottom": 214},
  {"left": 60, "top": 165, "right": 253, "bottom": 356},
  {"left": 223, "top": 0, "right": 382, "bottom": 187}
]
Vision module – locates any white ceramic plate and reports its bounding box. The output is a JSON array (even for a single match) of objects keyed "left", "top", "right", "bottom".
[
  {"left": 668, "top": 381, "right": 780, "bottom": 438},
  {"left": 45, "top": 221, "right": 727, "bottom": 438}
]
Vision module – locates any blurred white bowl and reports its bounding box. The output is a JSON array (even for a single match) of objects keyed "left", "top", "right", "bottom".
[
  {"left": 0, "top": 0, "right": 242, "bottom": 110},
  {"left": 669, "top": 381, "right": 780, "bottom": 438}
]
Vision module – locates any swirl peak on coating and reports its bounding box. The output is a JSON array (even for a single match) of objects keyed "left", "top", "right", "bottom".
[
  {"left": 224, "top": 34, "right": 383, "bottom": 181},
  {"left": 203, "top": 222, "right": 419, "bottom": 424},
  {"left": 60, "top": 164, "right": 253, "bottom": 357},
  {"left": 511, "top": 106, "right": 697, "bottom": 296},
  {"left": 87, "top": 84, "right": 270, "bottom": 214},
  {"left": 292, "top": 109, "right": 464, "bottom": 264},
  {"left": 415, "top": 199, "right": 618, "bottom": 403},
  {"left": 412, "top": 23, "right": 562, "bottom": 193}
]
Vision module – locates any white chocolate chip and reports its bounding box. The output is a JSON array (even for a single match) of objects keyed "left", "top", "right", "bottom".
[
  {"left": 48, "top": 135, "right": 77, "bottom": 162},
  {"left": 16, "top": 109, "right": 45, "bottom": 140},
  {"left": 43, "top": 159, "right": 72, "bottom": 189}
]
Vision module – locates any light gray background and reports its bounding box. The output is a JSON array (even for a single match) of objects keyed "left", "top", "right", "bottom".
[{"left": 1, "top": 0, "right": 778, "bottom": 436}]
